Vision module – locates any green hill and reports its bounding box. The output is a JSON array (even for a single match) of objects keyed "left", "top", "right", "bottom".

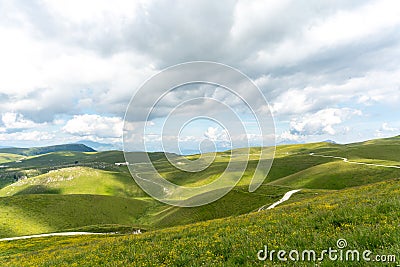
[
  {"left": 0, "top": 167, "right": 145, "bottom": 198},
  {"left": 307, "top": 136, "right": 400, "bottom": 162},
  {"left": 0, "top": 135, "right": 399, "bottom": 254},
  {"left": 0, "top": 154, "right": 21, "bottom": 164},
  {"left": 0, "top": 144, "right": 96, "bottom": 156},
  {"left": 0, "top": 136, "right": 399, "bottom": 239},
  {"left": 1, "top": 178, "right": 398, "bottom": 266},
  {"left": 270, "top": 160, "right": 400, "bottom": 189},
  {"left": 0, "top": 194, "right": 154, "bottom": 238}
]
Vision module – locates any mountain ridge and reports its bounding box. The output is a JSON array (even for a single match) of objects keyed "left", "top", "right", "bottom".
[{"left": 0, "top": 144, "right": 96, "bottom": 156}]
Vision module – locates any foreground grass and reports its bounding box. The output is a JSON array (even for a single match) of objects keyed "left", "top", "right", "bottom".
[
  {"left": 0, "top": 183, "right": 290, "bottom": 237},
  {"left": 1, "top": 138, "right": 400, "bottom": 238},
  {"left": 0, "top": 194, "right": 154, "bottom": 238},
  {"left": 0, "top": 179, "right": 399, "bottom": 266}
]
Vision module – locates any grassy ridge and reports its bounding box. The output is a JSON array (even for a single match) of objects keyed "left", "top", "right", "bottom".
[
  {"left": 0, "top": 167, "right": 145, "bottom": 198},
  {"left": 0, "top": 179, "right": 398, "bottom": 266},
  {"left": 0, "top": 194, "right": 154, "bottom": 238},
  {"left": 271, "top": 161, "right": 400, "bottom": 189},
  {"left": 0, "top": 137, "right": 399, "bottom": 240},
  {"left": 152, "top": 184, "right": 289, "bottom": 228},
  {"left": 0, "top": 154, "right": 21, "bottom": 164},
  {"left": 307, "top": 136, "right": 400, "bottom": 162},
  {"left": 0, "top": 144, "right": 95, "bottom": 156}
]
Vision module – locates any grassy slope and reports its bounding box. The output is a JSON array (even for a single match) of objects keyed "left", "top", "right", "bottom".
[
  {"left": 0, "top": 151, "right": 125, "bottom": 172},
  {"left": 309, "top": 136, "right": 400, "bottom": 162},
  {"left": 0, "top": 179, "right": 399, "bottom": 266},
  {"left": 0, "top": 194, "right": 154, "bottom": 238},
  {"left": 151, "top": 184, "right": 290, "bottom": 228},
  {"left": 270, "top": 161, "right": 400, "bottom": 189},
  {"left": 0, "top": 144, "right": 95, "bottom": 156},
  {"left": 0, "top": 137, "right": 399, "bottom": 238},
  {"left": 0, "top": 166, "right": 145, "bottom": 198},
  {"left": 0, "top": 154, "right": 21, "bottom": 164},
  {"left": 0, "top": 151, "right": 148, "bottom": 190}
]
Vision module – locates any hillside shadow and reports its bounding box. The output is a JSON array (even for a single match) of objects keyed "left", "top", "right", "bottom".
[{"left": 14, "top": 185, "right": 61, "bottom": 196}]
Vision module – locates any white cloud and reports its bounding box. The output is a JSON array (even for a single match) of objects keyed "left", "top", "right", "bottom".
[
  {"left": 0, "top": 0, "right": 399, "bottom": 148},
  {"left": 381, "top": 122, "right": 397, "bottom": 132},
  {"left": 1, "top": 112, "right": 42, "bottom": 131},
  {"left": 41, "top": 0, "right": 144, "bottom": 24},
  {"left": 306, "top": 0, "right": 400, "bottom": 47},
  {"left": 280, "top": 131, "right": 303, "bottom": 142},
  {"left": 269, "top": 68, "right": 400, "bottom": 117},
  {"left": 230, "top": 0, "right": 290, "bottom": 40},
  {"left": 63, "top": 114, "right": 123, "bottom": 138},
  {"left": 0, "top": 131, "right": 54, "bottom": 141},
  {"left": 289, "top": 108, "right": 362, "bottom": 136},
  {"left": 271, "top": 89, "right": 316, "bottom": 115},
  {"left": 249, "top": 0, "right": 400, "bottom": 69},
  {"left": 204, "top": 127, "right": 229, "bottom": 142},
  {"left": 178, "top": 135, "right": 198, "bottom": 142},
  {"left": 0, "top": 4, "right": 155, "bottom": 120}
]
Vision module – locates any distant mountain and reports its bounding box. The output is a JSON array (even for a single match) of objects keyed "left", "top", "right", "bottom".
[
  {"left": 179, "top": 149, "right": 201, "bottom": 155},
  {"left": 74, "top": 140, "right": 118, "bottom": 151},
  {"left": 0, "top": 144, "right": 96, "bottom": 156},
  {"left": 322, "top": 139, "right": 337, "bottom": 144},
  {"left": 277, "top": 140, "right": 305, "bottom": 145},
  {"left": 0, "top": 145, "right": 12, "bottom": 149}
]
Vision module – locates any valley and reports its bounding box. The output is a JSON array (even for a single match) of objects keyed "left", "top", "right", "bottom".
[{"left": 0, "top": 136, "right": 399, "bottom": 266}]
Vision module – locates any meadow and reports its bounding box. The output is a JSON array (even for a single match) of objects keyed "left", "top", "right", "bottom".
[
  {"left": 0, "top": 179, "right": 398, "bottom": 266},
  {"left": 0, "top": 135, "right": 399, "bottom": 266}
]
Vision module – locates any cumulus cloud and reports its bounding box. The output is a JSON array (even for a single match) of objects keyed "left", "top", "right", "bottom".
[
  {"left": 1, "top": 0, "right": 400, "bottom": 147},
  {"left": 380, "top": 122, "right": 397, "bottom": 132},
  {"left": 375, "top": 122, "right": 399, "bottom": 137},
  {"left": 0, "top": 113, "right": 43, "bottom": 132},
  {"left": 204, "top": 127, "right": 229, "bottom": 142},
  {"left": 0, "top": 131, "right": 54, "bottom": 142},
  {"left": 279, "top": 131, "right": 304, "bottom": 142},
  {"left": 374, "top": 122, "right": 399, "bottom": 138},
  {"left": 288, "top": 108, "right": 362, "bottom": 136},
  {"left": 63, "top": 114, "right": 123, "bottom": 138}
]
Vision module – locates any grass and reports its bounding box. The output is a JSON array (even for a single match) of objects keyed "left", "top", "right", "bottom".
[
  {"left": 270, "top": 160, "right": 400, "bottom": 189},
  {"left": 0, "top": 135, "right": 399, "bottom": 265},
  {"left": 0, "top": 179, "right": 398, "bottom": 266},
  {"left": 0, "top": 194, "right": 154, "bottom": 238},
  {"left": 0, "top": 137, "right": 399, "bottom": 237},
  {"left": 308, "top": 136, "right": 400, "bottom": 162},
  {"left": 0, "top": 153, "right": 21, "bottom": 164},
  {"left": 0, "top": 144, "right": 95, "bottom": 156},
  {"left": 151, "top": 184, "right": 289, "bottom": 228},
  {"left": 0, "top": 166, "right": 145, "bottom": 198}
]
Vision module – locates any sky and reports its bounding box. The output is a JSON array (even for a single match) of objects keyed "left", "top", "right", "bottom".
[{"left": 0, "top": 0, "right": 399, "bottom": 153}]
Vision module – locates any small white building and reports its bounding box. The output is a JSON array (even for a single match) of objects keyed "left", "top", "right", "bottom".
[{"left": 115, "top": 162, "right": 129, "bottom": 166}]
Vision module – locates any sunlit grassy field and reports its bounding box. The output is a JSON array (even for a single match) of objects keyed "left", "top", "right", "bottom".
[
  {"left": 0, "top": 194, "right": 153, "bottom": 238},
  {"left": 0, "top": 179, "right": 398, "bottom": 266},
  {"left": 0, "top": 167, "right": 144, "bottom": 198},
  {"left": 0, "top": 136, "right": 399, "bottom": 266}
]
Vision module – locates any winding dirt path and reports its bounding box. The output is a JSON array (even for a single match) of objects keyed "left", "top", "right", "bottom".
[
  {"left": 258, "top": 189, "right": 302, "bottom": 212},
  {"left": 0, "top": 232, "right": 112, "bottom": 242},
  {"left": 309, "top": 153, "right": 400, "bottom": 169}
]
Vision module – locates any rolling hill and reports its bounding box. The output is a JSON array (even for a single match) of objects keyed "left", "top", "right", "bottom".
[
  {"left": 0, "top": 194, "right": 154, "bottom": 238},
  {"left": 0, "top": 136, "right": 398, "bottom": 239},
  {"left": 0, "top": 154, "right": 21, "bottom": 164},
  {"left": 0, "top": 135, "right": 399, "bottom": 266},
  {"left": 0, "top": 144, "right": 96, "bottom": 156},
  {"left": 0, "top": 166, "right": 145, "bottom": 198},
  {"left": 0, "top": 178, "right": 398, "bottom": 266}
]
